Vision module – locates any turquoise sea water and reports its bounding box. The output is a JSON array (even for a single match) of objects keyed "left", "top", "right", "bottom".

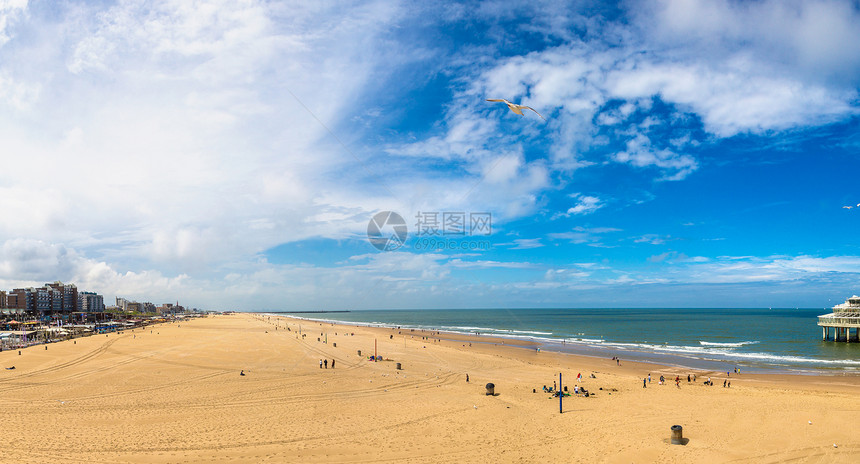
[{"left": 272, "top": 308, "right": 860, "bottom": 374}]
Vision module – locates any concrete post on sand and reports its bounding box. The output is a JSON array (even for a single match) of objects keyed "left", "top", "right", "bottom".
[
  {"left": 395, "top": 362, "right": 401, "bottom": 370},
  {"left": 485, "top": 383, "right": 494, "bottom": 395}
]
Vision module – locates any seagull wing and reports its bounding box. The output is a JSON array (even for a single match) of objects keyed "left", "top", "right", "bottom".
[
  {"left": 520, "top": 105, "right": 546, "bottom": 121},
  {"left": 856, "top": 203, "right": 860, "bottom": 207},
  {"left": 485, "top": 99, "right": 509, "bottom": 103},
  {"left": 844, "top": 206, "right": 853, "bottom": 209}
]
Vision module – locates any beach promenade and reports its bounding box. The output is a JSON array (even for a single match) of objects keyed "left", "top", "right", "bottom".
[{"left": 0, "top": 313, "right": 857, "bottom": 463}]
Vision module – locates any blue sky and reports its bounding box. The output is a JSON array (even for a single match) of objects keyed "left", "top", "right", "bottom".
[{"left": 1, "top": 0, "right": 860, "bottom": 310}]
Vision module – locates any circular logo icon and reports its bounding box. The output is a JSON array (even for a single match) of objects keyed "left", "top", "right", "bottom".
[{"left": 367, "top": 211, "right": 408, "bottom": 251}]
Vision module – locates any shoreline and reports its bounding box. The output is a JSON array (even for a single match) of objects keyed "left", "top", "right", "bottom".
[{"left": 275, "top": 312, "right": 860, "bottom": 377}]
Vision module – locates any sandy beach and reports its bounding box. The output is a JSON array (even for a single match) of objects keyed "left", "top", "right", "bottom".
[{"left": 0, "top": 313, "right": 857, "bottom": 463}]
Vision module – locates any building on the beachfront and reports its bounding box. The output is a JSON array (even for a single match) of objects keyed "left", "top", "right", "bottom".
[
  {"left": 7, "top": 289, "right": 30, "bottom": 311},
  {"left": 818, "top": 296, "right": 860, "bottom": 342},
  {"left": 157, "top": 303, "right": 174, "bottom": 315},
  {"left": 46, "top": 281, "right": 78, "bottom": 312},
  {"left": 78, "top": 292, "right": 105, "bottom": 312},
  {"left": 33, "top": 287, "right": 50, "bottom": 313}
]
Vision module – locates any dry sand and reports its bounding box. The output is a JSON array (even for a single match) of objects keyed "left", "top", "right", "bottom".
[{"left": 0, "top": 313, "right": 857, "bottom": 463}]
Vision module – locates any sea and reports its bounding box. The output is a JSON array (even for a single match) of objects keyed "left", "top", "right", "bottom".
[{"left": 271, "top": 308, "right": 860, "bottom": 374}]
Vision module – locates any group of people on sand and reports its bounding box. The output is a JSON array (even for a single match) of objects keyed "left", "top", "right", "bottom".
[
  {"left": 319, "top": 359, "right": 335, "bottom": 369},
  {"left": 541, "top": 383, "right": 590, "bottom": 398},
  {"left": 643, "top": 371, "right": 735, "bottom": 388}
]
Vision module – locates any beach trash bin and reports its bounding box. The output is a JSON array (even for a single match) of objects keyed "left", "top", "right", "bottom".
[
  {"left": 396, "top": 362, "right": 401, "bottom": 370},
  {"left": 485, "top": 383, "right": 495, "bottom": 395},
  {"left": 671, "top": 425, "right": 684, "bottom": 445}
]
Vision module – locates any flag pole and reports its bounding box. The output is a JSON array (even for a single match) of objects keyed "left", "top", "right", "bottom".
[{"left": 559, "top": 373, "right": 563, "bottom": 414}]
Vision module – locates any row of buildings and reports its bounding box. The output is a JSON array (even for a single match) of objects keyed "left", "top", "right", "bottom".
[
  {"left": 0, "top": 281, "right": 104, "bottom": 316},
  {"left": 0, "top": 281, "right": 190, "bottom": 318},
  {"left": 115, "top": 297, "right": 186, "bottom": 315}
]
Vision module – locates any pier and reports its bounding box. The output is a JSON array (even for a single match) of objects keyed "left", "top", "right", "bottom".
[{"left": 818, "top": 296, "right": 860, "bottom": 342}]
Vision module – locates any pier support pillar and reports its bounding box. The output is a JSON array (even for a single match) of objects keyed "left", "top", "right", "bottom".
[{"left": 823, "top": 327, "right": 827, "bottom": 341}]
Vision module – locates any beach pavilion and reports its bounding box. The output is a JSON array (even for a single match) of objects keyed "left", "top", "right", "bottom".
[{"left": 818, "top": 296, "right": 860, "bottom": 342}]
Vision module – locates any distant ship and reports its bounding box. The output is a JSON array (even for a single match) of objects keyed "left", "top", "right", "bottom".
[{"left": 817, "top": 296, "right": 860, "bottom": 342}]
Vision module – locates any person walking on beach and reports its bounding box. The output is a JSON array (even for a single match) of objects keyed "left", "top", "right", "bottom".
[
  {"left": 331, "top": 359, "right": 335, "bottom": 369},
  {"left": 466, "top": 374, "right": 469, "bottom": 382},
  {"left": 319, "top": 359, "right": 322, "bottom": 369},
  {"left": 643, "top": 378, "right": 646, "bottom": 388},
  {"left": 324, "top": 359, "right": 328, "bottom": 369},
  {"left": 648, "top": 373, "right": 651, "bottom": 383}
]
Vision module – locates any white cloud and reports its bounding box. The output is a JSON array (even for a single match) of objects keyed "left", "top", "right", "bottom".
[
  {"left": 605, "top": 57, "right": 856, "bottom": 137},
  {"left": 565, "top": 194, "right": 603, "bottom": 216},
  {"left": 548, "top": 226, "right": 621, "bottom": 245},
  {"left": 0, "top": 0, "right": 26, "bottom": 47},
  {"left": 633, "top": 0, "right": 860, "bottom": 86},
  {"left": 612, "top": 133, "right": 698, "bottom": 181},
  {"left": 505, "top": 238, "right": 543, "bottom": 250},
  {"left": 635, "top": 234, "right": 673, "bottom": 245},
  {"left": 0, "top": 1, "right": 412, "bottom": 261},
  {"left": 0, "top": 238, "right": 188, "bottom": 303},
  {"left": 432, "top": 0, "right": 860, "bottom": 186}
]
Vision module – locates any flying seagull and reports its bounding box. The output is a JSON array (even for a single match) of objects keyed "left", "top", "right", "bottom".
[
  {"left": 486, "top": 99, "right": 546, "bottom": 121},
  {"left": 844, "top": 206, "right": 854, "bottom": 209}
]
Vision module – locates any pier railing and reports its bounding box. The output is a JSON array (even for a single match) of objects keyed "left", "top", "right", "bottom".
[{"left": 818, "top": 313, "right": 860, "bottom": 327}]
